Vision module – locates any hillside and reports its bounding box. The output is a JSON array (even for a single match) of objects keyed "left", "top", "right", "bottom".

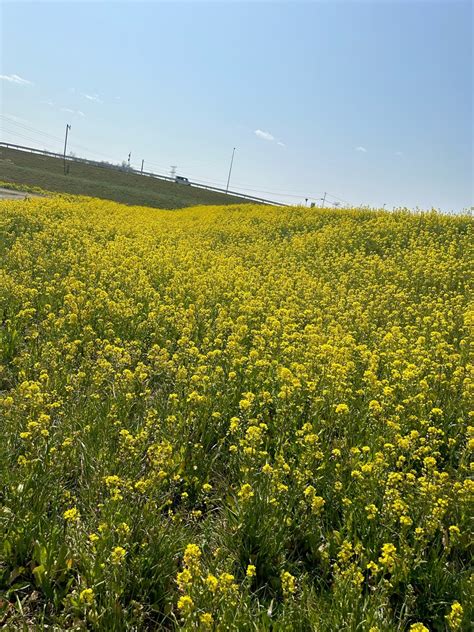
[
  {"left": 0, "top": 196, "right": 472, "bottom": 630},
  {"left": 0, "top": 146, "right": 255, "bottom": 209}
]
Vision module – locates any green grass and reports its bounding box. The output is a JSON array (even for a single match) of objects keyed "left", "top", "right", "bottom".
[{"left": 0, "top": 147, "right": 253, "bottom": 209}]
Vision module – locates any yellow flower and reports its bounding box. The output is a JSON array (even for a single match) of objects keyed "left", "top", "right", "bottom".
[
  {"left": 400, "top": 515, "right": 413, "bottom": 527},
  {"left": 205, "top": 574, "right": 219, "bottom": 593},
  {"left": 219, "top": 572, "right": 236, "bottom": 591},
  {"left": 110, "top": 546, "right": 126, "bottom": 565},
  {"left": 368, "top": 400, "right": 382, "bottom": 414},
  {"left": 409, "top": 624, "right": 430, "bottom": 632},
  {"left": 337, "top": 540, "right": 354, "bottom": 564},
  {"left": 335, "top": 403, "right": 349, "bottom": 415},
  {"left": 311, "top": 495, "right": 325, "bottom": 513},
  {"left": 366, "top": 561, "right": 380, "bottom": 574},
  {"left": 63, "top": 507, "right": 80, "bottom": 522},
  {"left": 414, "top": 527, "right": 425, "bottom": 540},
  {"left": 200, "top": 612, "right": 214, "bottom": 628},
  {"left": 177, "top": 568, "right": 192, "bottom": 590},
  {"left": 183, "top": 543, "right": 201, "bottom": 571},
  {"left": 448, "top": 525, "right": 460, "bottom": 541},
  {"left": 445, "top": 601, "right": 463, "bottom": 630},
  {"left": 365, "top": 504, "right": 378, "bottom": 519},
  {"left": 238, "top": 483, "right": 254, "bottom": 502},
  {"left": 116, "top": 522, "right": 130, "bottom": 536},
  {"left": 177, "top": 595, "right": 194, "bottom": 616},
  {"left": 79, "top": 588, "right": 94, "bottom": 605},
  {"left": 246, "top": 564, "right": 256, "bottom": 578},
  {"left": 2, "top": 396, "right": 14, "bottom": 408},
  {"left": 281, "top": 570, "right": 296, "bottom": 597},
  {"left": 134, "top": 479, "right": 148, "bottom": 493},
  {"left": 378, "top": 543, "right": 397, "bottom": 571}
]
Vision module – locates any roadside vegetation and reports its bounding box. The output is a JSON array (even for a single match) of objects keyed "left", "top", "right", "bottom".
[{"left": 0, "top": 196, "right": 472, "bottom": 630}]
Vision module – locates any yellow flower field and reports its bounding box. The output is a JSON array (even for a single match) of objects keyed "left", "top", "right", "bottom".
[{"left": 0, "top": 196, "right": 472, "bottom": 630}]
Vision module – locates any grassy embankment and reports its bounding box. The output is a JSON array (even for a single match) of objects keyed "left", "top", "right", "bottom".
[{"left": 0, "top": 146, "right": 254, "bottom": 209}]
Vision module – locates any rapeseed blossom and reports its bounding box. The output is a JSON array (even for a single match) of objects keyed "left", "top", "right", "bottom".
[
  {"left": 110, "top": 546, "right": 126, "bottom": 565},
  {"left": 445, "top": 601, "right": 464, "bottom": 630},
  {"left": 281, "top": 571, "right": 296, "bottom": 597},
  {"left": 63, "top": 507, "right": 80, "bottom": 522},
  {"left": 379, "top": 543, "right": 397, "bottom": 571},
  {"left": 79, "top": 588, "right": 94, "bottom": 605},
  {"left": 177, "top": 595, "right": 194, "bottom": 615},
  {"left": 0, "top": 195, "right": 471, "bottom": 630}
]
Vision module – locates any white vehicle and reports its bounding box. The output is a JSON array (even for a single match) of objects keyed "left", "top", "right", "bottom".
[{"left": 175, "top": 175, "right": 191, "bottom": 185}]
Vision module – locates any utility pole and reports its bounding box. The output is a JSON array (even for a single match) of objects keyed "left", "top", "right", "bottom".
[
  {"left": 127, "top": 152, "right": 131, "bottom": 169},
  {"left": 226, "top": 147, "right": 236, "bottom": 193},
  {"left": 141, "top": 159, "right": 144, "bottom": 175},
  {"left": 63, "top": 123, "right": 71, "bottom": 175},
  {"left": 321, "top": 192, "right": 327, "bottom": 208}
]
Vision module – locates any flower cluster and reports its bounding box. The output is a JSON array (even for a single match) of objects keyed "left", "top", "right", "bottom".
[{"left": 0, "top": 196, "right": 471, "bottom": 629}]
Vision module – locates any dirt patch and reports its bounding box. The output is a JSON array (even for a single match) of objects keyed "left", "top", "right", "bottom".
[{"left": 0, "top": 187, "right": 43, "bottom": 200}]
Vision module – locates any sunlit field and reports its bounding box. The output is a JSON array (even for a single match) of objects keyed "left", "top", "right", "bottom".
[{"left": 0, "top": 197, "right": 472, "bottom": 631}]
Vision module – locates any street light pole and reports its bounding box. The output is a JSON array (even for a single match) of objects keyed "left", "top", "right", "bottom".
[
  {"left": 63, "top": 123, "right": 71, "bottom": 175},
  {"left": 226, "top": 147, "right": 236, "bottom": 193}
]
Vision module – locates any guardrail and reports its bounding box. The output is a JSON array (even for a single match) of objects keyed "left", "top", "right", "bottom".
[{"left": 0, "top": 142, "right": 287, "bottom": 207}]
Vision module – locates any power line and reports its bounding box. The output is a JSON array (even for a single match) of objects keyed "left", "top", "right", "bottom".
[
  {"left": 0, "top": 120, "right": 352, "bottom": 205},
  {"left": 0, "top": 115, "right": 65, "bottom": 144},
  {"left": 137, "top": 158, "right": 351, "bottom": 203},
  {"left": 324, "top": 191, "right": 352, "bottom": 206},
  {"left": 0, "top": 115, "right": 123, "bottom": 163},
  {"left": 141, "top": 165, "right": 346, "bottom": 203},
  {"left": 0, "top": 127, "right": 54, "bottom": 147}
]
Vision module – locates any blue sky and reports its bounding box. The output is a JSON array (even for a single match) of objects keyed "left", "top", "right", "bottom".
[{"left": 1, "top": 1, "right": 472, "bottom": 210}]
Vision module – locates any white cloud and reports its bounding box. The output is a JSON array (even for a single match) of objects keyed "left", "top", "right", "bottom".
[
  {"left": 255, "top": 129, "right": 275, "bottom": 142},
  {"left": 81, "top": 93, "right": 102, "bottom": 104},
  {"left": 355, "top": 146, "right": 367, "bottom": 152},
  {"left": 277, "top": 141, "right": 286, "bottom": 147},
  {"left": 41, "top": 99, "right": 54, "bottom": 106},
  {"left": 0, "top": 74, "right": 33, "bottom": 86},
  {"left": 61, "top": 108, "right": 85, "bottom": 117}
]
